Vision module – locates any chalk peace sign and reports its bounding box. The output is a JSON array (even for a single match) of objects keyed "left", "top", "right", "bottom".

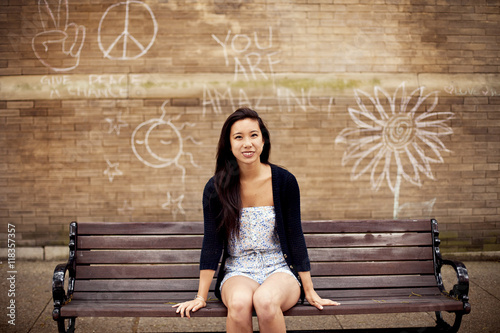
[{"left": 98, "top": 0, "right": 158, "bottom": 60}]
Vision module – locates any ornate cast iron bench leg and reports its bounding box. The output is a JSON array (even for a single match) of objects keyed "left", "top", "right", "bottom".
[
  {"left": 56, "top": 317, "right": 76, "bottom": 333},
  {"left": 435, "top": 311, "right": 463, "bottom": 333}
]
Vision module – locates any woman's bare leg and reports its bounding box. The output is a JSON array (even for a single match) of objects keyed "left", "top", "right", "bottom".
[
  {"left": 221, "top": 276, "right": 260, "bottom": 333},
  {"left": 253, "top": 273, "right": 301, "bottom": 333}
]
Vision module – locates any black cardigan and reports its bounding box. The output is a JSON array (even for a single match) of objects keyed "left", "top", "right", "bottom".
[{"left": 200, "top": 164, "right": 311, "bottom": 300}]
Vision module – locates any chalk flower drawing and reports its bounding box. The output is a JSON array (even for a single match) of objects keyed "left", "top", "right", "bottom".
[{"left": 335, "top": 82, "right": 454, "bottom": 218}]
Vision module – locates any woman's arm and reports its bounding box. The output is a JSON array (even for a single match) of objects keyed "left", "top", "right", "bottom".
[
  {"left": 173, "top": 269, "right": 216, "bottom": 318},
  {"left": 298, "top": 271, "right": 340, "bottom": 310},
  {"left": 196, "top": 269, "right": 216, "bottom": 301}
]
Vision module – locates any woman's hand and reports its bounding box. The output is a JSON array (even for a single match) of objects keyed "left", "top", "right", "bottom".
[
  {"left": 299, "top": 271, "right": 340, "bottom": 310},
  {"left": 172, "top": 297, "right": 206, "bottom": 318},
  {"left": 305, "top": 289, "right": 340, "bottom": 310}
]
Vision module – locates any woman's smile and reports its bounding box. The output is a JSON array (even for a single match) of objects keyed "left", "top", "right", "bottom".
[{"left": 242, "top": 151, "right": 255, "bottom": 158}]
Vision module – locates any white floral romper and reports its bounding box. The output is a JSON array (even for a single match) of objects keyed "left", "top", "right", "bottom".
[{"left": 220, "top": 206, "right": 300, "bottom": 290}]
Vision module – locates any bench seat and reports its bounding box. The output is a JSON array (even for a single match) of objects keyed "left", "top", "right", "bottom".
[
  {"left": 52, "top": 219, "right": 470, "bottom": 332},
  {"left": 60, "top": 294, "right": 463, "bottom": 317}
]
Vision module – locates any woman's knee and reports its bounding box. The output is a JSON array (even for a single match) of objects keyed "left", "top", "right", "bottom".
[
  {"left": 253, "top": 289, "right": 281, "bottom": 319},
  {"left": 225, "top": 292, "right": 254, "bottom": 320},
  {"left": 228, "top": 297, "right": 253, "bottom": 313},
  {"left": 222, "top": 276, "right": 259, "bottom": 317}
]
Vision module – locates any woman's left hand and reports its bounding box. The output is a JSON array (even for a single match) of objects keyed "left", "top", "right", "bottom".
[{"left": 305, "top": 290, "right": 340, "bottom": 310}]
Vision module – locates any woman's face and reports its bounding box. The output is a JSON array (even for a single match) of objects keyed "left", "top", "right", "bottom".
[{"left": 230, "top": 118, "right": 265, "bottom": 167}]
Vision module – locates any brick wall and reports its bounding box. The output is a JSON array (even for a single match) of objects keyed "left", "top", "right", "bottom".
[{"left": 0, "top": 0, "right": 499, "bottom": 252}]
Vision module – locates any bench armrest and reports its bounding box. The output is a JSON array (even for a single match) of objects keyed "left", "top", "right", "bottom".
[
  {"left": 52, "top": 222, "right": 77, "bottom": 321},
  {"left": 438, "top": 259, "right": 471, "bottom": 314},
  {"left": 52, "top": 263, "right": 73, "bottom": 304},
  {"left": 432, "top": 219, "right": 471, "bottom": 314}
]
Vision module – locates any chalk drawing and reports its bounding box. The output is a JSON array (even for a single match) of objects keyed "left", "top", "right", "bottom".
[
  {"left": 32, "top": 0, "right": 86, "bottom": 72},
  {"left": 212, "top": 27, "right": 281, "bottom": 82},
  {"left": 276, "top": 87, "right": 321, "bottom": 113},
  {"left": 207, "top": 28, "right": 336, "bottom": 114},
  {"left": 203, "top": 85, "right": 265, "bottom": 115},
  {"left": 202, "top": 85, "right": 328, "bottom": 116},
  {"left": 98, "top": 0, "right": 158, "bottom": 60},
  {"left": 162, "top": 192, "right": 185, "bottom": 220},
  {"left": 39, "top": 74, "right": 128, "bottom": 99},
  {"left": 335, "top": 82, "right": 454, "bottom": 218},
  {"left": 105, "top": 112, "right": 129, "bottom": 135},
  {"left": 131, "top": 101, "right": 201, "bottom": 182},
  {"left": 103, "top": 159, "right": 124, "bottom": 183},
  {"left": 118, "top": 200, "right": 135, "bottom": 215},
  {"left": 444, "top": 84, "right": 500, "bottom": 97}
]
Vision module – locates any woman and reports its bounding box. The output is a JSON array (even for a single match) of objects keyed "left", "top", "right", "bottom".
[{"left": 174, "top": 108, "right": 339, "bottom": 332}]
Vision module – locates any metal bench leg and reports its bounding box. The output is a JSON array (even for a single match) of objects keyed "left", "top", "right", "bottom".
[
  {"left": 57, "top": 317, "right": 76, "bottom": 333},
  {"left": 435, "top": 311, "right": 463, "bottom": 333}
]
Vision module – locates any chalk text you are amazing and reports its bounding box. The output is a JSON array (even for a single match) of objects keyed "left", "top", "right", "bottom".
[{"left": 7, "top": 223, "right": 16, "bottom": 326}]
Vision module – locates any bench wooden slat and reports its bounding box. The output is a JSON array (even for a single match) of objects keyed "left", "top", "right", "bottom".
[
  {"left": 312, "top": 275, "right": 439, "bottom": 289},
  {"left": 317, "top": 287, "right": 443, "bottom": 299},
  {"left": 75, "top": 264, "right": 199, "bottom": 279},
  {"left": 77, "top": 222, "right": 204, "bottom": 235},
  {"left": 284, "top": 297, "right": 464, "bottom": 316},
  {"left": 301, "top": 220, "right": 430, "bottom": 233},
  {"left": 71, "top": 291, "right": 214, "bottom": 301},
  {"left": 78, "top": 235, "right": 203, "bottom": 249},
  {"left": 310, "top": 261, "right": 435, "bottom": 276},
  {"left": 60, "top": 295, "right": 463, "bottom": 318},
  {"left": 308, "top": 247, "right": 433, "bottom": 261},
  {"left": 305, "top": 233, "right": 431, "bottom": 247},
  {"left": 60, "top": 302, "right": 227, "bottom": 318},
  {"left": 74, "top": 279, "right": 210, "bottom": 292},
  {"left": 76, "top": 250, "right": 200, "bottom": 264}
]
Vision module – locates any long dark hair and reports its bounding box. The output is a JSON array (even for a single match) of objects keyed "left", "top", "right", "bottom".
[{"left": 214, "top": 108, "right": 271, "bottom": 238}]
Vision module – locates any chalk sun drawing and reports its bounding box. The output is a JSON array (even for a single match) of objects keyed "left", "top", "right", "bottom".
[
  {"left": 131, "top": 101, "right": 201, "bottom": 182},
  {"left": 32, "top": 0, "right": 86, "bottom": 72},
  {"left": 98, "top": 0, "right": 157, "bottom": 60},
  {"left": 335, "top": 82, "right": 454, "bottom": 218}
]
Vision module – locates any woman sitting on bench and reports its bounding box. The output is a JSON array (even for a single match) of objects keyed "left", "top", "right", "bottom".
[{"left": 174, "top": 108, "right": 340, "bottom": 332}]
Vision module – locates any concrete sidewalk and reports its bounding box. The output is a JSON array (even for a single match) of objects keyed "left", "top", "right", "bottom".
[{"left": 0, "top": 260, "right": 499, "bottom": 333}]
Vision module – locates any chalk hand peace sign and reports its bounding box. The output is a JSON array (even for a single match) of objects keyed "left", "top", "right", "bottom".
[{"left": 32, "top": 0, "right": 86, "bottom": 72}]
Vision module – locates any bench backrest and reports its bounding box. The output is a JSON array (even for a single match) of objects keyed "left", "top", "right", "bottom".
[{"left": 70, "top": 219, "right": 439, "bottom": 303}]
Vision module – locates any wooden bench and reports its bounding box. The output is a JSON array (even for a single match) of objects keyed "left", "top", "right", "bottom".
[{"left": 52, "top": 219, "right": 470, "bottom": 333}]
